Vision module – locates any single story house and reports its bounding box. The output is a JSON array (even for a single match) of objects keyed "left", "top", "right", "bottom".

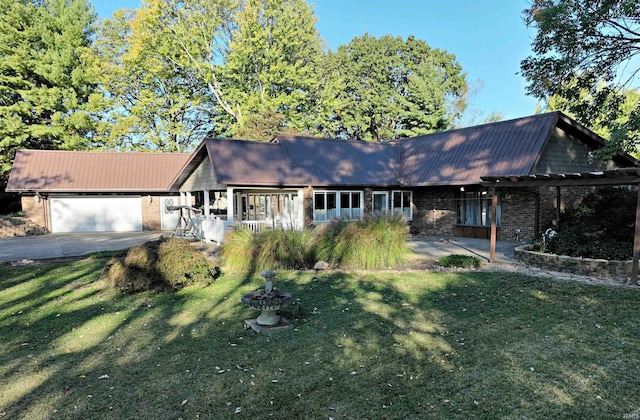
[{"left": 6, "top": 111, "right": 639, "bottom": 242}]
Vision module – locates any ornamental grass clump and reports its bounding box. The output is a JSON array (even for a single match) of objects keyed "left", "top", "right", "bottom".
[
  {"left": 319, "top": 212, "right": 411, "bottom": 269},
  {"left": 219, "top": 226, "right": 256, "bottom": 272},
  {"left": 254, "top": 227, "right": 316, "bottom": 271},
  {"left": 102, "top": 237, "right": 218, "bottom": 293}
]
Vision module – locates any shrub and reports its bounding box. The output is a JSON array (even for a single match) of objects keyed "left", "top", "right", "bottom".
[
  {"left": 437, "top": 254, "right": 481, "bottom": 268},
  {"left": 220, "top": 227, "right": 256, "bottom": 272},
  {"left": 220, "top": 213, "right": 412, "bottom": 272},
  {"left": 547, "top": 187, "right": 635, "bottom": 260},
  {"left": 320, "top": 212, "right": 412, "bottom": 270},
  {"left": 102, "top": 237, "right": 218, "bottom": 293},
  {"left": 254, "top": 228, "right": 316, "bottom": 271},
  {"left": 313, "top": 218, "right": 349, "bottom": 263}
]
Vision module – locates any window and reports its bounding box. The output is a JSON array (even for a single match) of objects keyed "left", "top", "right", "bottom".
[
  {"left": 392, "top": 190, "right": 413, "bottom": 220},
  {"left": 314, "top": 191, "right": 363, "bottom": 222},
  {"left": 372, "top": 191, "right": 388, "bottom": 213},
  {"left": 457, "top": 191, "right": 501, "bottom": 226}
]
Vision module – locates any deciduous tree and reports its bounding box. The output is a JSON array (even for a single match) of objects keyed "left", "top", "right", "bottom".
[
  {"left": 319, "top": 34, "right": 467, "bottom": 141},
  {"left": 89, "top": 6, "right": 217, "bottom": 151},
  {"left": 521, "top": 0, "right": 640, "bottom": 157}
]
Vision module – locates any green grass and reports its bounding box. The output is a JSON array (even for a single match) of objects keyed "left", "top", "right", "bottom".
[{"left": 1, "top": 260, "right": 640, "bottom": 419}]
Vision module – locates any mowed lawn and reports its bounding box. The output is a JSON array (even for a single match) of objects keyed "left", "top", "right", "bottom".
[{"left": 1, "top": 259, "right": 640, "bottom": 419}]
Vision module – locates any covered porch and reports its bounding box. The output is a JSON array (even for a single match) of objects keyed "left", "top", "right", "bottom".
[{"left": 175, "top": 187, "right": 305, "bottom": 242}]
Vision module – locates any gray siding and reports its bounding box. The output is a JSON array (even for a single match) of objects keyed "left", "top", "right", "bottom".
[
  {"left": 180, "top": 157, "right": 225, "bottom": 191},
  {"left": 532, "top": 127, "right": 602, "bottom": 174}
]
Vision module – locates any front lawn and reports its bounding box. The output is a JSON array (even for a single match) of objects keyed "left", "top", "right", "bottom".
[{"left": 1, "top": 260, "right": 639, "bottom": 418}]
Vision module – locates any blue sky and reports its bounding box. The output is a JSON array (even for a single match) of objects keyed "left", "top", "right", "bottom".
[{"left": 92, "top": 0, "right": 540, "bottom": 123}]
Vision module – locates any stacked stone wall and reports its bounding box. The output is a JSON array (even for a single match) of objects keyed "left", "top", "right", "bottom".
[{"left": 514, "top": 245, "right": 631, "bottom": 280}]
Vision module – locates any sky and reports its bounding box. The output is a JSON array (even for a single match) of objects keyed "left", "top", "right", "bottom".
[{"left": 92, "top": 0, "right": 540, "bottom": 124}]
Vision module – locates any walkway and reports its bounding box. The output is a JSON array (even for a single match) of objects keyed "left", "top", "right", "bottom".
[{"left": 0, "top": 231, "right": 163, "bottom": 263}]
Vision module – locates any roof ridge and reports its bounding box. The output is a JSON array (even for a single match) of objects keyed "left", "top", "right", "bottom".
[
  {"left": 395, "top": 112, "right": 562, "bottom": 142},
  {"left": 18, "top": 149, "right": 191, "bottom": 155}
]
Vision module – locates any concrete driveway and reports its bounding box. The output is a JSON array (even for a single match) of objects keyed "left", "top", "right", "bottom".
[
  {"left": 409, "top": 236, "right": 518, "bottom": 264},
  {"left": 0, "top": 232, "right": 519, "bottom": 265},
  {"left": 0, "top": 231, "right": 165, "bottom": 263}
]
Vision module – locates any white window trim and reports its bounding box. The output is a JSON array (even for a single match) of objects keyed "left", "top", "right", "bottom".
[
  {"left": 313, "top": 190, "right": 364, "bottom": 223},
  {"left": 372, "top": 191, "right": 389, "bottom": 214},
  {"left": 391, "top": 190, "right": 413, "bottom": 220}
]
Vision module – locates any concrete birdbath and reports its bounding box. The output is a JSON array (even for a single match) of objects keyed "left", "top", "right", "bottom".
[{"left": 242, "top": 269, "right": 293, "bottom": 333}]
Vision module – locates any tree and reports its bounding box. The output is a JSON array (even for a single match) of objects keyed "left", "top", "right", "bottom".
[
  {"left": 222, "top": 0, "right": 323, "bottom": 138},
  {"left": 89, "top": 6, "right": 217, "bottom": 152},
  {"left": 0, "top": 0, "right": 96, "bottom": 198},
  {"left": 319, "top": 34, "right": 468, "bottom": 141},
  {"left": 521, "top": 0, "right": 640, "bottom": 157}
]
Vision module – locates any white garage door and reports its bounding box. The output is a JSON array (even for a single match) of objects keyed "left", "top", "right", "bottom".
[{"left": 50, "top": 196, "right": 143, "bottom": 233}]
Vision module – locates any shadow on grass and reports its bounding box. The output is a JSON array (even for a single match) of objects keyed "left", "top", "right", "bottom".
[{"left": 1, "top": 262, "right": 640, "bottom": 418}]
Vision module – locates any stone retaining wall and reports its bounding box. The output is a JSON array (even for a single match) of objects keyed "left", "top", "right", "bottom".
[
  {"left": 0, "top": 217, "right": 48, "bottom": 238},
  {"left": 514, "top": 244, "right": 631, "bottom": 280}
]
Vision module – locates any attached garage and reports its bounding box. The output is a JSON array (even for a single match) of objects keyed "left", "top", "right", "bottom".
[
  {"left": 49, "top": 196, "right": 143, "bottom": 233},
  {"left": 6, "top": 150, "right": 191, "bottom": 233}
]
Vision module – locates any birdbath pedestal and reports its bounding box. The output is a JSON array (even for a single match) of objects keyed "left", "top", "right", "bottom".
[{"left": 241, "top": 270, "right": 294, "bottom": 333}]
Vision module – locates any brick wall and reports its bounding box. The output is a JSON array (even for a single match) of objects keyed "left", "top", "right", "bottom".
[
  {"left": 499, "top": 188, "right": 538, "bottom": 242},
  {"left": 141, "top": 194, "right": 162, "bottom": 231},
  {"left": 410, "top": 187, "right": 457, "bottom": 237},
  {"left": 21, "top": 195, "right": 46, "bottom": 228}
]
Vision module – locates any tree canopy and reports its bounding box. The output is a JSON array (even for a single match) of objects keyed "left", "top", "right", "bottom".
[
  {"left": 88, "top": 5, "right": 217, "bottom": 151},
  {"left": 0, "top": 0, "right": 96, "bottom": 188},
  {"left": 318, "top": 34, "right": 468, "bottom": 141},
  {"left": 521, "top": 0, "right": 640, "bottom": 157}
]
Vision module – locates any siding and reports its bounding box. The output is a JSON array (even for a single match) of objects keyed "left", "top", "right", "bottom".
[
  {"left": 180, "top": 156, "right": 225, "bottom": 191},
  {"left": 532, "top": 127, "right": 602, "bottom": 174}
]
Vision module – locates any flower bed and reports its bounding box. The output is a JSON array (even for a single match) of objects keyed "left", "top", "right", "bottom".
[{"left": 514, "top": 244, "right": 631, "bottom": 281}]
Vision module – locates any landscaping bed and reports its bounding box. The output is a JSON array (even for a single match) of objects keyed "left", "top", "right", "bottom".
[{"left": 514, "top": 244, "right": 632, "bottom": 281}]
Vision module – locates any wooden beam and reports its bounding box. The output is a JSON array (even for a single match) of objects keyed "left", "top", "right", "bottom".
[
  {"left": 631, "top": 187, "right": 640, "bottom": 285},
  {"left": 555, "top": 186, "right": 561, "bottom": 230},
  {"left": 490, "top": 188, "right": 498, "bottom": 264}
]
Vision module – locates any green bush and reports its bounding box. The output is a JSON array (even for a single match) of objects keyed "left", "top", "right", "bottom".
[
  {"left": 102, "top": 237, "right": 219, "bottom": 293},
  {"left": 437, "top": 254, "right": 481, "bottom": 268},
  {"left": 220, "top": 213, "right": 412, "bottom": 272},
  {"left": 220, "top": 227, "right": 256, "bottom": 272},
  {"left": 332, "top": 212, "right": 411, "bottom": 269},
  {"left": 547, "top": 188, "right": 635, "bottom": 260},
  {"left": 254, "top": 228, "right": 316, "bottom": 271}
]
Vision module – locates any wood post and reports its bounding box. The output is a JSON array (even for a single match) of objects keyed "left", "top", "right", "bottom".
[
  {"left": 631, "top": 187, "right": 640, "bottom": 285},
  {"left": 490, "top": 188, "right": 498, "bottom": 264}
]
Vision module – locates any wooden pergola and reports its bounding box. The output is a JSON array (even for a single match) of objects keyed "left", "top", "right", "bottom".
[{"left": 481, "top": 168, "right": 640, "bottom": 285}]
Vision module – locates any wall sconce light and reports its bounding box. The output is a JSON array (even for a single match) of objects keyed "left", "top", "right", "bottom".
[
  {"left": 147, "top": 195, "right": 152, "bottom": 204},
  {"left": 34, "top": 192, "right": 41, "bottom": 204},
  {"left": 460, "top": 186, "right": 465, "bottom": 192}
]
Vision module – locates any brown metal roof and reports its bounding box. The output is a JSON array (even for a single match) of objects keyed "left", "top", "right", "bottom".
[
  {"left": 203, "top": 136, "right": 400, "bottom": 187},
  {"left": 398, "top": 112, "right": 560, "bottom": 186},
  {"left": 6, "top": 150, "right": 191, "bottom": 192}
]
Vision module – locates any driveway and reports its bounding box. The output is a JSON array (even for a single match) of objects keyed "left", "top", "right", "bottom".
[
  {"left": 409, "top": 236, "right": 518, "bottom": 264},
  {"left": 0, "top": 231, "right": 165, "bottom": 263},
  {"left": 0, "top": 232, "right": 519, "bottom": 265}
]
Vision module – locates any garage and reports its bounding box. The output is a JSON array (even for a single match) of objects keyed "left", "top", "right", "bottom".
[{"left": 49, "top": 196, "right": 143, "bottom": 233}]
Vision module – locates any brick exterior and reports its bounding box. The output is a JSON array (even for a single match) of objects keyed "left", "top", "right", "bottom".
[
  {"left": 410, "top": 187, "right": 457, "bottom": 237},
  {"left": 21, "top": 195, "right": 46, "bottom": 228},
  {"left": 141, "top": 194, "right": 162, "bottom": 231}
]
